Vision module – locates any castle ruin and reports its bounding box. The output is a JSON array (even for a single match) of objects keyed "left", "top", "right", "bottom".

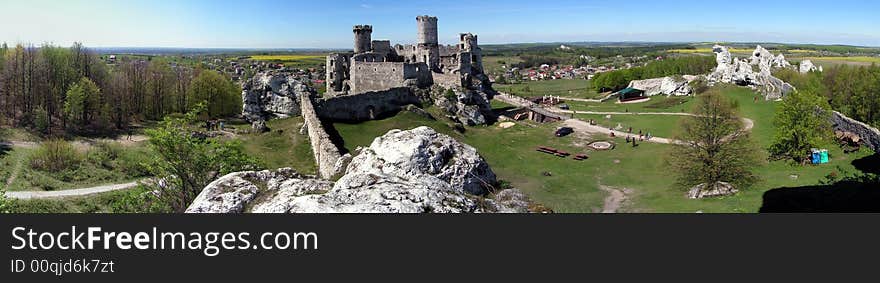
[{"left": 326, "top": 15, "right": 487, "bottom": 95}]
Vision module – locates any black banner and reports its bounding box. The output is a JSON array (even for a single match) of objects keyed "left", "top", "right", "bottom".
[{"left": 2, "top": 214, "right": 879, "bottom": 281}]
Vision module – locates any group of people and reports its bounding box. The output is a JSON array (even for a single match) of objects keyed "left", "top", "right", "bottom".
[
  {"left": 618, "top": 127, "right": 652, "bottom": 147},
  {"left": 205, "top": 119, "right": 225, "bottom": 132}
]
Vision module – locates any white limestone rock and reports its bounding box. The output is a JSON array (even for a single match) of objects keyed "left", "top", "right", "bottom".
[
  {"left": 185, "top": 169, "right": 333, "bottom": 213},
  {"left": 628, "top": 76, "right": 696, "bottom": 96},
  {"left": 186, "top": 127, "right": 532, "bottom": 213},
  {"left": 241, "top": 72, "right": 315, "bottom": 121},
  {"left": 799, "top": 60, "right": 822, "bottom": 73},
  {"left": 708, "top": 45, "right": 796, "bottom": 100},
  {"left": 687, "top": 181, "right": 738, "bottom": 199}
]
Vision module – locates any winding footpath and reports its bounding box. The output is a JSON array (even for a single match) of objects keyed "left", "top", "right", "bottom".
[
  {"left": 3, "top": 136, "right": 150, "bottom": 199},
  {"left": 495, "top": 93, "right": 755, "bottom": 145},
  {"left": 6, "top": 181, "right": 141, "bottom": 199}
]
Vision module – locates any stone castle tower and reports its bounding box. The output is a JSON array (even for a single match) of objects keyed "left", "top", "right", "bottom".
[
  {"left": 353, "top": 25, "right": 373, "bottom": 53},
  {"left": 416, "top": 15, "right": 440, "bottom": 71}
]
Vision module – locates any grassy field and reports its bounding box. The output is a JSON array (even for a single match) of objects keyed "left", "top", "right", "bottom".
[
  {"left": 328, "top": 85, "right": 874, "bottom": 212},
  {"left": 1, "top": 139, "right": 152, "bottom": 192},
  {"left": 496, "top": 80, "right": 602, "bottom": 99},
  {"left": 249, "top": 54, "right": 326, "bottom": 69},
  {"left": 237, "top": 117, "right": 317, "bottom": 174}
]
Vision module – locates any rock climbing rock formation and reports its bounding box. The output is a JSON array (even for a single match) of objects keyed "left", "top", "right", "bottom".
[
  {"left": 707, "top": 45, "right": 795, "bottom": 100},
  {"left": 241, "top": 71, "right": 316, "bottom": 122},
  {"left": 627, "top": 75, "right": 698, "bottom": 96},
  {"left": 799, "top": 59, "right": 823, "bottom": 73},
  {"left": 186, "top": 127, "right": 533, "bottom": 213},
  {"left": 831, "top": 111, "right": 880, "bottom": 153}
]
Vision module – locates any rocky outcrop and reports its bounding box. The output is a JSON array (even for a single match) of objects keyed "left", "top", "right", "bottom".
[
  {"left": 799, "top": 60, "right": 823, "bottom": 73},
  {"left": 708, "top": 45, "right": 795, "bottom": 100},
  {"left": 627, "top": 75, "right": 698, "bottom": 96},
  {"left": 186, "top": 127, "right": 533, "bottom": 213},
  {"left": 687, "top": 181, "right": 738, "bottom": 199},
  {"left": 433, "top": 89, "right": 494, "bottom": 126},
  {"left": 241, "top": 72, "right": 316, "bottom": 122},
  {"left": 831, "top": 111, "right": 880, "bottom": 153}
]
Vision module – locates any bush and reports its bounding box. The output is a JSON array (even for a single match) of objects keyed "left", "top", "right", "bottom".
[
  {"left": 87, "top": 141, "right": 123, "bottom": 169},
  {"left": 30, "top": 140, "right": 82, "bottom": 172}
]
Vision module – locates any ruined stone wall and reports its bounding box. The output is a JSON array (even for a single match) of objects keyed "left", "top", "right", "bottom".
[
  {"left": 326, "top": 53, "right": 351, "bottom": 94},
  {"left": 832, "top": 111, "right": 880, "bottom": 153},
  {"left": 316, "top": 87, "right": 422, "bottom": 122},
  {"left": 299, "top": 92, "right": 344, "bottom": 179},
  {"left": 350, "top": 61, "right": 407, "bottom": 94}
]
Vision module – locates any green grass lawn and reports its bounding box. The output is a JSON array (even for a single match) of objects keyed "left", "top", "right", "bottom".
[
  {"left": 238, "top": 117, "right": 317, "bottom": 175},
  {"left": 328, "top": 84, "right": 875, "bottom": 213},
  {"left": 496, "top": 79, "right": 601, "bottom": 99}
]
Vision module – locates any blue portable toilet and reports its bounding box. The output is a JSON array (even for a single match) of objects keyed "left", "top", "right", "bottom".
[{"left": 811, "top": 149, "right": 821, "bottom": 164}]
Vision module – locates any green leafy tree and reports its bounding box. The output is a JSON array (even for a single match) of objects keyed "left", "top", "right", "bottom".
[
  {"left": 188, "top": 70, "right": 241, "bottom": 118},
  {"left": 669, "top": 90, "right": 759, "bottom": 191},
  {"left": 63, "top": 77, "right": 101, "bottom": 127},
  {"left": 769, "top": 89, "right": 832, "bottom": 163},
  {"left": 143, "top": 104, "right": 261, "bottom": 212}
]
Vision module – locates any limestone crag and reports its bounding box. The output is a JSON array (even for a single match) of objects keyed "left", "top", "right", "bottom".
[
  {"left": 687, "top": 181, "right": 738, "bottom": 199},
  {"left": 627, "top": 75, "right": 698, "bottom": 96},
  {"left": 241, "top": 72, "right": 316, "bottom": 122},
  {"left": 708, "top": 45, "right": 795, "bottom": 100},
  {"left": 186, "top": 127, "right": 530, "bottom": 213},
  {"left": 799, "top": 60, "right": 823, "bottom": 73}
]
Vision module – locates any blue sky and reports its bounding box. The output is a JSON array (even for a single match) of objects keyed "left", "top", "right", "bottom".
[{"left": 2, "top": 0, "right": 879, "bottom": 48}]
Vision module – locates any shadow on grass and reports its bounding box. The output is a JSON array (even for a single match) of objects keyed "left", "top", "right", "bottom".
[
  {"left": 760, "top": 154, "right": 880, "bottom": 213},
  {"left": 0, "top": 143, "right": 10, "bottom": 157}
]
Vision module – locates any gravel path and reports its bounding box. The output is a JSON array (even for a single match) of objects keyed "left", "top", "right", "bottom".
[{"left": 6, "top": 181, "right": 141, "bottom": 199}]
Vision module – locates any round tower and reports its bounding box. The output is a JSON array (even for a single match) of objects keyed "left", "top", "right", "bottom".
[
  {"left": 416, "top": 16, "right": 438, "bottom": 45},
  {"left": 353, "top": 25, "right": 373, "bottom": 53},
  {"left": 416, "top": 16, "right": 440, "bottom": 71}
]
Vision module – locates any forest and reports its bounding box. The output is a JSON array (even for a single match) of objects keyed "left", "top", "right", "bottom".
[
  {"left": 0, "top": 42, "right": 241, "bottom": 137},
  {"left": 775, "top": 64, "right": 880, "bottom": 127},
  {"left": 590, "top": 56, "right": 716, "bottom": 92}
]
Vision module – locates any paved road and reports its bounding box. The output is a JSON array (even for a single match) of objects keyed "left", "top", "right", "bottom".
[{"left": 6, "top": 181, "right": 141, "bottom": 199}]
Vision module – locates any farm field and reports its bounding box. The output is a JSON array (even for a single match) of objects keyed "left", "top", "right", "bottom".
[{"left": 249, "top": 54, "right": 326, "bottom": 69}]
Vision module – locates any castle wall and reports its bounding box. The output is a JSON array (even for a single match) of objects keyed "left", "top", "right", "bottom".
[
  {"left": 316, "top": 87, "right": 422, "bottom": 122},
  {"left": 350, "top": 61, "right": 407, "bottom": 94},
  {"left": 299, "top": 92, "right": 344, "bottom": 179}
]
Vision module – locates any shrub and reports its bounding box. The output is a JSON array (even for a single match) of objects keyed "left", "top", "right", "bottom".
[{"left": 30, "top": 140, "right": 82, "bottom": 172}]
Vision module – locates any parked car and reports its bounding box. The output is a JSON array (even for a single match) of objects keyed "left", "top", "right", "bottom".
[
  {"left": 558, "top": 104, "right": 570, "bottom": 110},
  {"left": 555, "top": 127, "right": 574, "bottom": 137}
]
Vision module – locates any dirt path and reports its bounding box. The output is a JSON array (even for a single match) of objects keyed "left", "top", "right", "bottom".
[
  {"left": 563, "top": 119, "right": 685, "bottom": 145},
  {"left": 599, "top": 185, "right": 630, "bottom": 213},
  {"left": 6, "top": 181, "right": 141, "bottom": 199}
]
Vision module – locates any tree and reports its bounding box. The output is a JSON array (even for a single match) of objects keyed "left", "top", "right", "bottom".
[
  {"left": 669, "top": 90, "right": 759, "bottom": 191},
  {"left": 188, "top": 70, "right": 241, "bottom": 117},
  {"left": 143, "top": 104, "right": 261, "bottom": 212},
  {"left": 64, "top": 77, "right": 101, "bottom": 128},
  {"left": 769, "top": 89, "right": 832, "bottom": 163}
]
